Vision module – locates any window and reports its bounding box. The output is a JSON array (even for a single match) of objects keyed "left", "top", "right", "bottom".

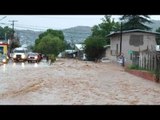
[{"left": 129, "top": 35, "right": 144, "bottom": 47}]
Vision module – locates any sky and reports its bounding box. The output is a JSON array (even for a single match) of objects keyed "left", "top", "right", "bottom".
[{"left": 0, "top": 15, "right": 160, "bottom": 31}]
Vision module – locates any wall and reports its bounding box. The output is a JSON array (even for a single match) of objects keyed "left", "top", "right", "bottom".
[{"left": 110, "top": 32, "right": 157, "bottom": 64}]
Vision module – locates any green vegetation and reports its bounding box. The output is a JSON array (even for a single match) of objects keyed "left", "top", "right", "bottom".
[
  {"left": 128, "top": 64, "right": 142, "bottom": 70},
  {"left": 84, "top": 36, "right": 106, "bottom": 61},
  {"left": 48, "top": 54, "right": 56, "bottom": 63},
  {"left": 33, "top": 29, "right": 66, "bottom": 57},
  {"left": 84, "top": 15, "right": 120, "bottom": 61},
  {"left": 120, "top": 15, "right": 152, "bottom": 30},
  {"left": 10, "top": 41, "right": 20, "bottom": 51},
  {"left": 0, "top": 26, "right": 20, "bottom": 52},
  {"left": 0, "top": 26, "right": 13, "bottom": 40},
  {"left": 128, "top": 64, "right": 155, "bottom": 74},
  {"left": 91, "top": 15, "right": 120, "bottom": 45}
]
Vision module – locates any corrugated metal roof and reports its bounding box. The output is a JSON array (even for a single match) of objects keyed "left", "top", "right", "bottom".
[
  {"left": 107, "top": 29, "right": 160, "bottom": 37},
  {"left": 75, "top": 44, "right": 85, "bottom": 51},
  {"left": 103, "top": 45, "right": 111, "bottom": 48},
  {"left": 65, "top": 50, "right": 76, "bottom": 54}
]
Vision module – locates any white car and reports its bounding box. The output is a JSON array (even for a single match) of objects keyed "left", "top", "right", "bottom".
[{"left": 101, "top": 57, "right": 110, "bottom": 63}]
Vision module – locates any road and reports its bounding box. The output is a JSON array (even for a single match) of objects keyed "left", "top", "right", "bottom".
[{"left": 0, "top": 58, "right": 160, "bottom": 105}]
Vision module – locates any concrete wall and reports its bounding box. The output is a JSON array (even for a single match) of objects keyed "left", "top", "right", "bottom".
[
  {"left": 110, "top": 32, "right": 157, "bottom": 64},
  {"left": 105, "top": 47, "right": 111, "bottom": 57}
]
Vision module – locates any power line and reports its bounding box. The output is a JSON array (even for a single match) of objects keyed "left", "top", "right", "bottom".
[
  {"left": 0, "top": 16, "right": 7, "bottom": 21},
  {"left": 14, "top": 25, "right": 45, "bottom": 31},
  {"left": 0, "top": 22, "right": 92, "bottom": 35},
  {"left": 15, "top": 23, "right": 51, "bottom": 29}
]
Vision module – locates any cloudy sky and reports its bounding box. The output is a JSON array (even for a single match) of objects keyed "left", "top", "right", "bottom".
[{"left": 0, "top": 15, "right": 160, "bottom": 31}]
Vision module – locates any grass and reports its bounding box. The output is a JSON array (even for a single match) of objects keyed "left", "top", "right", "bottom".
[{"left": 128, "top": 64, "right": 155, "bottom": 74}]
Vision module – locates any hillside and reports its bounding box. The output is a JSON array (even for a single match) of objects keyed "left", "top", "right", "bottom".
[
  {"left": 15, "top": 26, "right": 92, "bottom": 46},
  {"left": 63, "top": 26, "right": 92, "bottom": 44},
  {"left": 15, "top": 30, "right": 42, "bottom": 46}
]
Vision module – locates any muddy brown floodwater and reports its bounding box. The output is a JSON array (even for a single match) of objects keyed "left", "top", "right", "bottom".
[{"left": 0, "top": 58, "right": 160, "bottom": 105}]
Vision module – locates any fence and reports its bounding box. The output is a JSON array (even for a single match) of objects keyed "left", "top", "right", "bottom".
[{"left": 133, "top": 50, "right": 160, "bottom": 82}]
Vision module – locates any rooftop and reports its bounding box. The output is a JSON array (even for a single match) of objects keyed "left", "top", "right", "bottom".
[
  {"left": 75, "top": 44, "right": 85, "bottom": 51},
  {"left": 107, "top": 29, "right": 160, "bottom": 37}
]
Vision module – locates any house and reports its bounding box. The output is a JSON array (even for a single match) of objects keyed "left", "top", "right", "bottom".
[
  {"left": 103, "top": 45, "right": 111, "bottom": 58},
  {"left": 0, "top": 40, "right": 8, "bottom": 56},
  {"left": 75, "top": 44, "right": 86, "bottom": 60},
  {"left": 107, "top": 29, "right": 160, "bottom": 65},
  {"left": 58, "top": 50, "right": 77, "bottom": 58}
]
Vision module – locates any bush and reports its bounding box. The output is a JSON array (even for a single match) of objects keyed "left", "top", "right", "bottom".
[
  {"left": 48, "top": 54, "right": 56, "bottom": 63},
  {"left": 128, "top": 64, "right": 139, "bottom": 70},
  {"left": 128, "top": 64, "right": 154, "bottom": 73},
  {"left": 84, "top": 36, "right": 106, "bottom": 61}
]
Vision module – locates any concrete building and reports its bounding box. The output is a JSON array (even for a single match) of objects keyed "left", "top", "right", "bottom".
[{"left": 107, "top": 29, "right": 160, "bottom": 65}]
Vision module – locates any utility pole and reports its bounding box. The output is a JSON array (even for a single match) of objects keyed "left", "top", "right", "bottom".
[
  {"left": 9, "top": 20, "right": 18, "bottom": 35},
  {"left": 120, "top": 22, "right": 122, "bottom": 55},
  {"left": 8, "top": 20, "right": 18, "bottom": 53}
]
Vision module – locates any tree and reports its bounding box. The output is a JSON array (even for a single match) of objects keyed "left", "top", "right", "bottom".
[
  {"left": 35, "top": 29, "right": 65, "bottom": 46},
  {"left": 120, "top": 15, "right": 152, "bottom": 30},
  {"left": 91, "top": 15, "right": 120, "bottom": 44},
  {"left": 3, "top": 26, "right": 13, "bottom": 40},
  {"left": 84, "top": 36, "right": 106, "bottom": 61},
  {"left": 156, "top": 27, "right": 160, "bottom": 45},
  {"left": 34, "top": 29, "right": 66, "bottom": 56},
  {"left": 10, "top": 40, "right": 20, "bottom": 50},
  {"left": 0, "top": 26, "right": 20, "bottom": 52},
  {"left": 38, "top": 29, "right": 64, "bottom": 40},
  {"left": 83, "top": 15, "right": 120, "bottom": 61},
  {"left": 35, "top": 35, "right": 65, "bottom": 56},
  {"left": 0, "top": 26, "right": 12, "bottom": 40},
  {"left": 9, "top": 32, "right": 21, "bottom": 52}
]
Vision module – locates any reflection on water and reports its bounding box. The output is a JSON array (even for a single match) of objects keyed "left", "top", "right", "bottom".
[
  {"left": 34, "top": 63, "right": 38, "bottom": 67},
  {"left": 0, "top": 60, "right": 47, "bottom": 74},
  {"left": 13, "top": 62, "right": 16, "bottom": 67},
  {"left": 3, "top": 64, "right": 6, "bottom": 72},
  {"left": 22, "top": 62, "right": 25, "bottom": 69}
]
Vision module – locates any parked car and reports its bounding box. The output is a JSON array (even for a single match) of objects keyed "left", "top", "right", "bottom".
[
  {"left": 27, "top": 52, "right": 41, "bottom": 63},
  {"left": 101, "top": 57, "right": 110, "bottom": 63},
  {"left": 0, "top": 54, "right": 9, "bottom": 64}
]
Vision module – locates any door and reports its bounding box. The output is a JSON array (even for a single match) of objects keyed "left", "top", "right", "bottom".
[{"left": 132, "top": 51, "right": 139, "bottom": 66}]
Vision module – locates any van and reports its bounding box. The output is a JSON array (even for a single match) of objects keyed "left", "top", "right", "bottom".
[{"left": 12, "top": 47, "right": 28, "bottom": 62}]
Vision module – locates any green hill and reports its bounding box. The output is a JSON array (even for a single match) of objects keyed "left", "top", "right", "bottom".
[
  {"left": 15, "top": 26, "right": 92, "bottom": 46},
  {"left": 63, "top": 26, "right": 92, "bottom": 44}
]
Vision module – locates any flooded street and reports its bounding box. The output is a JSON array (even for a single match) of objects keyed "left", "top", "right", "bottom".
[{"left": 0, "top": 58, "right": 160, "bottom": 105}]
